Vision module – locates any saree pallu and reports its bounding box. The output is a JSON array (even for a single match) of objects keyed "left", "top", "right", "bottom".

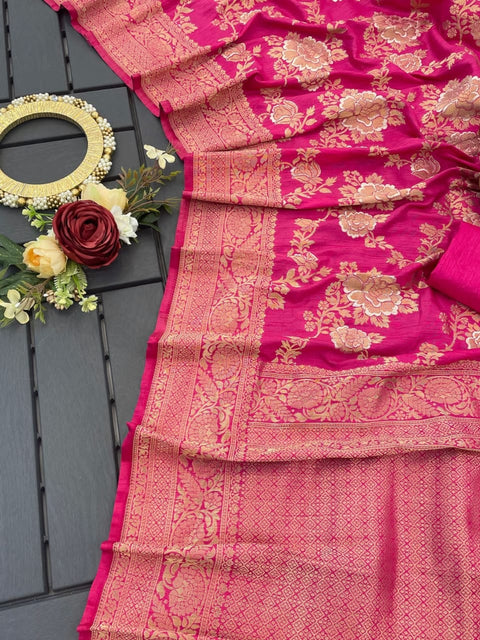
[{"left": 44, "top": 0, "right": 480, "bottom": 637}]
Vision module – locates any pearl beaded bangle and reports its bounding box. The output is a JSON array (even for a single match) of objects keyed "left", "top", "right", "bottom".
[{"left": 0, "top": 93, "right": 115, "bottom": 210}]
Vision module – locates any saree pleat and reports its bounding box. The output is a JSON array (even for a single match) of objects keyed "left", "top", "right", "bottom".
[{"left": 44, "top": 0, "right": 480, "bottom": 637}]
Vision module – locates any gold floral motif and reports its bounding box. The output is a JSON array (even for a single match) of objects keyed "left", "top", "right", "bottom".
[
  {"left": 466, "top": 330, "right": 480, "bottom": 349},
  {"left": 338, "top": 210, "right": 377, "bottom": 238},
  {"left": 193, "top": 147, "right": 282, "bottom": 208},
  {"left": 212, "top": 0, "right": 283, "bottom": 39},
  {"left": 415, "top": 221, "right": 452, "bottom": 265},
  {"left": 283, "top": 36, "right": 331, "bottom": 73},
  {"left": 447, "top": 131, "right": 480, "bottom": 156},
  {"left": 330, "top": 325, "right": 380, "bottom": 354},
  {"left": 250, "top": 361, "right": 480, "bottom": 425},
  {"left": 441, "top": 304, "right": 480, "bottom": 351},
  {"left": 432, "top": 177, "right": 480, "bottom": 227},
  {"left": 316, "top": 87, "right": 405, "bottom": 145},
  {"left": 420, "top": 80, "right": 480, "bottom": 145},
  {"left": 437, "top": 76, "right": 480, "bottom": 121},
  {"left": 261, "top": 88, "right": 317, "bottom": 138},
  {"left": 338, "top": 90, "right": 390, "bottom": 136},
  {"left": 173, "top": 0, "right": 197, "bottom": 34},
  {"left": 443, "top": 0, "right": 480, "bottom": 47},
  {"left": 390, "top": 48, "right": 463, "bottom": 77},
  {"left": 281, "top": 146, "right": 336, "bottom": 207},
  {"left": 342, "top": 269, "right": 403, "bottom": 319},
  {"left": 222, "top": 42, "right": 262, "bottom": 78},
  {"left": 300, "top": 263, "right": 416, "bottom": 356},
  {"left": 268, "top": 217, "right": 331, "bottom": 310},
  {"left": 270, "top": 101, "right": 300, "bottom": 125},
  {"left": 390, "top": 51, "right": 426, "bottom": 72},
  {"left": 337, "top": 208, "right": 395, "bottom": 257},
  {"left": 410, "top": 151, "right": 441, "bottom": 179},
  {"left": 273, "top": 337, "right": 310, "bottom": 364},
  {"left": 266, "top": 30, "right": 347, "bottom": 91},
  {"left": 147, "top": 540, "right": 217, "bottom": 635},
  {"left": 298, "top": 0, "right": 326, "bottom": 24},
  {"left": 339, "top": 170, "right": 423, "bottom": 210},
  {"left": 348, "top": 10, "right": 432, "bottom": 90},
  {"left": 372, "top": 12, "right": 432, "bottom": 50},
  {"left": 414, "top": 303, "right": 480, "bottom": 364},
  {"left": 338, "top": 262, "right": 418, "bottom": 329}
]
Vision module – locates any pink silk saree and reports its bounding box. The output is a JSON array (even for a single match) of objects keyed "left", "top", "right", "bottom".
[{"left": 44, "top": 0, "right": 480, "bottom": 638}]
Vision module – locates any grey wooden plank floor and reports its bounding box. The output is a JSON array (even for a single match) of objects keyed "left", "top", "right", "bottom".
[{"left": 0, "top": 2, "right": 183, "bottom": 638}]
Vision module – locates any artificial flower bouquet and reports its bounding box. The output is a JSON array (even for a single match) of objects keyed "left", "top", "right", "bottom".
[{"left": 0, "top": 146, "right": 179, "bottom": 326}]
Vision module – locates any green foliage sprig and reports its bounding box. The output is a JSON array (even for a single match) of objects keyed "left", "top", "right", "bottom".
[
  {"left": 0, "top": 145, "right": 180, "bottom": 327},
  {"left": 117, "top": 147, "right": 180, "bottom": 232}
]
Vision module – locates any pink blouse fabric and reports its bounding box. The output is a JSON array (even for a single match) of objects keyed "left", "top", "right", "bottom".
[
  {"left": 429, "top": 221, "right": 480, "bottom": 313},
  {"left": 43, "top": 0, "right": 480, "bottom": 638}
]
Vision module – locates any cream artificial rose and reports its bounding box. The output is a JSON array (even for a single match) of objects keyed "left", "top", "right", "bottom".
[
  {"left": 81, "top": 183, "right": 128, "bottom": 212},
  {"left": 23, "top": 235, "right": 67, "bottom": 278}
]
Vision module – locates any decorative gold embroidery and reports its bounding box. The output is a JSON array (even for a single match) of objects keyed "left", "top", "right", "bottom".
[
  {"left": 420, "top": 78, "right": 480, "bottom": 150},
  {"left": 268, "top": 218, "right": 332, "bottom": 311},
  {"left": 416, "top": 221, "right": 452, "bottom": 266},
  {"left": 443, "top": 0, "right": 480, "bottom": 46},
  {"left": 222, "top": 42, "right": 262, "bottom": 79},
  {"left": 339, "top": 170, "right": 424, "bottom": 210},
  {"left": 249, "top": 360, "right": 480, "bottom": 426},
  {"left": 298, "top": 0, "right": 326, "bottom": 24},
  {"left": 212, "top": 0, "right": 283, "bottom": 39},
  {"left": 273, "top": 337, "right": 311, "bottom": 364},
  {"left": 281, "top": 145, "right": 336, "bottom": 207},
  {"left": 261, "top": 88, "right": 317, "bottom": 139},
  {"left": 432, "top": 177, "right": 480, "bottom": 226},
  {"left": 193, "top": 147, "right": 282, "bottom": 207},
  {"left": 173, "top": 0, "right": 198, "bottom": 34},
  {"left": 317, "top": 88, "right": 406, "bottom": 144},
  {"left": 372, "top": 12, "right": 432, "bottom": 51},
  {"left": 301, "top": 262, "right": 418, "bottom": 347},
  {"left": 266, "top": 30, "right": 347, "bottom": 92},
  {"left": 414, "top": 304, "right": 480, "bottom": 364}
]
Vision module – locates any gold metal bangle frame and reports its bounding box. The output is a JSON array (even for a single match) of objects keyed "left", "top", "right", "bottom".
[{"left": 0, "top": 95, "right": 114, "bottom": 209}]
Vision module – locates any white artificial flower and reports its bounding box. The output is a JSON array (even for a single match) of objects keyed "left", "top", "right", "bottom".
[
  {"left": 144, "top": 144, "right": 176, "bottom": 169},
  {"left": 110, "top": 205, "right": 138, "bottom": 245}
]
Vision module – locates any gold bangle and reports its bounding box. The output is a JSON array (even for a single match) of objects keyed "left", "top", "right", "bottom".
[{"left": 0, "top": 94, "right": 116, "bottom": 210}]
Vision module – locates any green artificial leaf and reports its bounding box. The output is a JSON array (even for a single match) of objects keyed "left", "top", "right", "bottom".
[
  {"left": 34, "top": 302, "right": 47, "bottom": 324},
  {"left": 71, "top": 266, "right": 88, "bottom": 296},
  {"left": 54, "top": 260, "right": 82, "bottom": 290},
  {"left": 138, "top": 212, "right": 161, "bottom": 225},
  {"left": 0, "top": 271, "right": 40, "bottom": 297},
  {"left": 0, "top": 234, "right": 24, "bottom": 267}
]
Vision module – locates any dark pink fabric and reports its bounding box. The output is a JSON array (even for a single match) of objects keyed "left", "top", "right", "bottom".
[{"left": 429, "top": 222, "right": 480, "bottom": 313}]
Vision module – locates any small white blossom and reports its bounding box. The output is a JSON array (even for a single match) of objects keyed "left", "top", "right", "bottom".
[
  {"left": 80, "top": 295, "right": 98, "bottom": 313},
  {"left": 144, "top": 144, "right": 176, "bottom": 169},
  {"left": 110, "top": 205, "right": 138, "bottom": 244}
]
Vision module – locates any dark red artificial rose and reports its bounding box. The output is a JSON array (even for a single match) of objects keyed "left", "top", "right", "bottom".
[{"left": 52, "top": 200, "right": 120, "bottom": 269}]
